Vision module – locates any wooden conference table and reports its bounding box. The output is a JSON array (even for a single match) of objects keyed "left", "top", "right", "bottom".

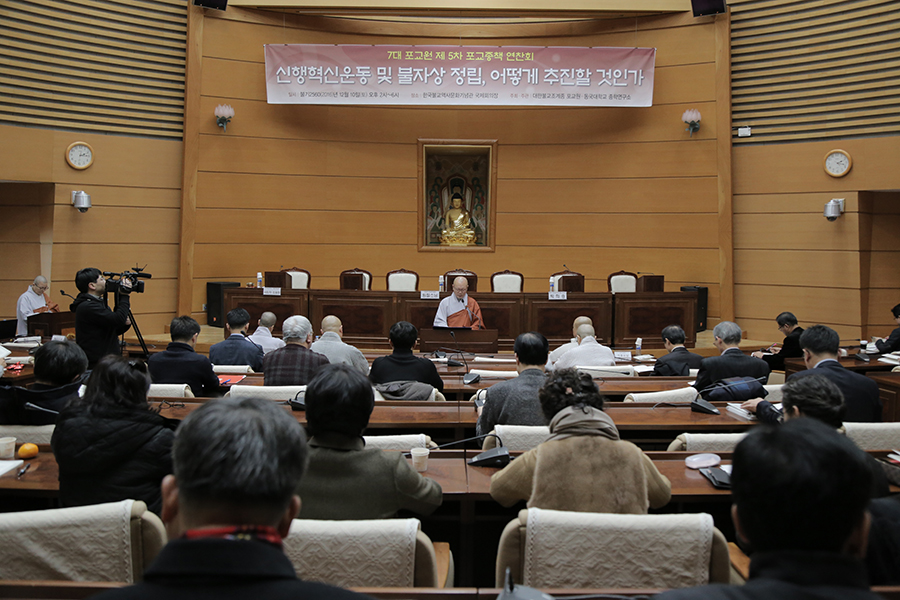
[{"left": 223, "top": 287, "right": 698, "bottom": 351}]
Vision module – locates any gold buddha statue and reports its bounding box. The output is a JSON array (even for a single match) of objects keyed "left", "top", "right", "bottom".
[{"left": 440, "top": 194, "right": 477, "bottom": 245}]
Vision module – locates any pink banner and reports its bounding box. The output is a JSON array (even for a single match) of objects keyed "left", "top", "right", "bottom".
[{"left": 265, "top": 45, "right": 655, "bottom": 107}]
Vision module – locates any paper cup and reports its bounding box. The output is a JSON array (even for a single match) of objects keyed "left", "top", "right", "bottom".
[
  {"left": 0, "top": 437, "right": 16, "bottom": 460},
  {"left": 410, "top": 447, "right": 429, "bottom": 472}
]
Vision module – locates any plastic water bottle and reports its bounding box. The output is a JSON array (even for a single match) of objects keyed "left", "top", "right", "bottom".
[
  {"left": 635, "top": 337, "right": 643, "bottom": 355},
  {"left": 439, "top": 276, "right": 445, "bottom": 292},
  {"left": 256, "top": 272, "right": 263, "bottom": 288},
  {"left": 549, "top": 277, "right": 555, "bottom": 292}
]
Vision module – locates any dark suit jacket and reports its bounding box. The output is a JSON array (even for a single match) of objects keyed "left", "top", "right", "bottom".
[
  {"left": 762, "top": 326, "right": 804, "bottom": 371},
  {"left": 209, "top": 334, "right": 264, "bottom": 372},
  {"left": 787, "top": 359, "right": 882, "bottom": 422},
  {"left": 693, "top": 347, "right": 770, "bottom": 392},
  {"left": 0, "top": 380, "right": 83, "bottom": 424},
  {"left": 876, "top": 326, "right": 900, "bottom": 354},
  {"left": 652, "top": 347, "right": 704, "bottom": 376},
  {"left": 147, "top": 342, "right": 220, "bottom": 398},
  {"left": 369, "top": 348, "right": 444, "bottom": 392}
]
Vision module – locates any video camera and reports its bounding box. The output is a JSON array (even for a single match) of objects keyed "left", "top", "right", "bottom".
[{"left": 103, "top": 265, "right": 152, "bottom": 294}]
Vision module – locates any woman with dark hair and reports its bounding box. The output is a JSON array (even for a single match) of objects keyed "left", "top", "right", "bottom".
[
  {"left": 490, "top": 368, "right": 671, "bottom": 513},
  {"left": 51, "top": 355, "right": 177, "bottom": 514}
]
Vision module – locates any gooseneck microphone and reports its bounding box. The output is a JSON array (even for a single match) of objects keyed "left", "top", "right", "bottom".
[
  {"left": 59, "top": 289, "right": 77, "bottom": 302},
  {"left": 449, "top": 330, "right": 481, "bottom": 385},
  {"left": 427, "top": 433, "right": 510, "bottom": 468}
]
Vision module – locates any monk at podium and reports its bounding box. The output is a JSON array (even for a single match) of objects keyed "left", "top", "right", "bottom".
[{"left": 434, "top": 276, "right": 484, "bottom": 329}]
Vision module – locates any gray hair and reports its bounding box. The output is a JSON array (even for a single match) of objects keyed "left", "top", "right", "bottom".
[
  {"left": 282, "top": 315, "right": 312, "bottom": 342},
  {"left": 173, "top": 396, "right": 308, "bottom": 514},
  {"left": 33, "top": 275, "right": 47, "bottom": 286},
  {"left": 713, "top": 321, "right": 743, "bottom": 345},
  {"left": 259, "top": 311, "right": 277, "bottom": 328},
  {"left": 575, "top": 323, "right": 595, "bottom": 340}
]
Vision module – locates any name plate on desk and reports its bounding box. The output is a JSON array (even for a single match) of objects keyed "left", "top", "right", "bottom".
[
  {"left": 262, "top": 287, "right": 282, "bottom": 296},
  {"left": 420, "top": 291, "right": 440, "bottom": 300},
  {"left": 548, "top": 291, "right": 568, "bottom": 300}
]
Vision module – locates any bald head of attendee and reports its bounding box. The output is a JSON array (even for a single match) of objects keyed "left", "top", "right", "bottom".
[
  {"left": 572, "top": 315, "right": 592, "bottom": 337},
  {"left": 258, "top": 311, "right": 277, "bottom": 331},
  {"left": 575, "top": 323, "right": 595, "bottom": 344},
  {"left": 321, "top": 315, "right": 343, "bottom": 337},
  {"left": 452, "top": 277, "right": 469, "bottom": 300}
]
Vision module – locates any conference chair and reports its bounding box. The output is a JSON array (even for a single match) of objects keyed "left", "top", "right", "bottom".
[
  {"left": 340, "top": 268, "right": 372, "bottom": 291},
  {"left": 0, "top": 423, "right": 55, "bottom": 444},
  {"left": 624, "top": 387, "right": 699, "bottom": 403},
  {"left": 550, "top": 269, "right": 585, "bottom": 292},
  {"left": 363, "top": 433, "right": 435, "bottom": 450},
  {"left": 607, "top": 270, "right": 638, "bottom": 293},
  {"left": 491, "top": 269, "right": 524, "bottom": 293},
  {"left": 443, "top": 268, "right": 477, "bottom": 292},
  {"left": 212, "top": 365, "right": 255, "bottom": 374},
  {"left": 667, "top": 432, "right": 747, "bottom": 452},
  {"left": 577, "top": 364, "right": 636, "bottom": 377},
  {"left": 496, "top": 508, "right": 729, "bottom": 588},
  {"left": 284, "top": 518, "right": 453, "bottom": 588},
  {"left": 147, "top": 383, "right": 194, "bottom": 398},
  {"left": 844, "top": 422, "right": 900, "bottom": 450},
  {"left": 386, "top": 268, "right": 419, "bottom": 292},
  {"left": 0, "top": 500, "right": 165, "bottom": 583},
  {"left": 266, "top": 267, "right": 311, "bottom": 290},
  {"left": 482, "top": 425, "right": 550, "bottom": 451},
  {"left": 227, "top": 384, "right": 305, "bottom": 402}
]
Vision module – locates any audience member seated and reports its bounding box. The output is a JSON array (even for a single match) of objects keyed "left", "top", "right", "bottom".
[
  {"left": 369, "top": 321, "right": 444, "bottom": 392},
  {"left": 866, "top": 495, "right": 900, "bottom": 585},
  {"left": 309, "top": 315, "right": 368, "bottom": 375},
  {"left": 209, "top": 308, "right": 264, "bottom": 372},
  {"left": 263, "top": 315, "right": 329, "bottom": 386},
  {"left": 552, "top": 323, "right": 615, "bottom": 370},
  {"left": 546, "top": 316, "right": 592, "bottom": 369},
  {"left": 751, "top": 311, "right": 804, "bottom": 372},
  {"left": 784, "top": 325, "right": 881, "bottom": 422},
  {"left": 655, "top": 419, "right": 879, "bottom": 600},
  {"left": 693, "top": 321, "right": 769, "bottom": 392},
  {"left": 741, "top": 374, "right": 889, "bottom": 498},
  {"left": 51, "top": 355, "right": 177, "bottom": 515},
  {"left": 248, "top": 311, "right": 286, "bottom": 355},
  {"left": 490, "top": 368, "right": 671, "bottom": 512},
  {"left": 93, "top": 396, "right": 367, "bottom": 600},
  {"left": 652, "top": 324, "right": 703, "bottom": 376},
  {"left": 875, "top": 302, "right": 900, "bottom": 354},
  {"left": 147, "top": 316, "right": 219, "bottom": 398},
  {"left": 0, "top": 340, "right": 87, "bottom": 424},
  {"left": 297, "top": 364, "right": 442, "bottom": 519},
  {"left": 476, "top": 332, "right": 549, "bottom": 436}
]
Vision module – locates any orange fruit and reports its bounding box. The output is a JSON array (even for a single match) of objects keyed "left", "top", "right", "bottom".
[{"left": 18, "top": 443, "right": 38, "bottom": 459}]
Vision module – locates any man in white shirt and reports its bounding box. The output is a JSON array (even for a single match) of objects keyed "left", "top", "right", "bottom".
[
  {"left": 16, "top": 276, "right": 59, "bottom": 336},
  {"left": 547, "top": 315, "right": 593, "bottom": 368},
  {"left": 310, "top": 315, "right": 368, "bottom": 375},
  {"left": 553, "top": 323, "right": 615, "bottom": 370},
  {"left": 248, "top": 311, "right": 286, "bottom": 355}
]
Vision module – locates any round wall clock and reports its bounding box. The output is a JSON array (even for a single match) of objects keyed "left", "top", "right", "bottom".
[
  {"left": 65, "top": 141, "right": 94, "bottom": 170},
  {"left": 823, "top": 149, "right": 851, "bottom": 178}
]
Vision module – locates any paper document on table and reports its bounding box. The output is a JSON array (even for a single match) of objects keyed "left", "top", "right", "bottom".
[
  {"left": 633, "top": 365, "right": 655, "bottom": 374},
  {"left": 0, "top": 460, "right": 24, "bottom": 477},
  {"left": 473, "top": 356, "right": 516, "bottom": 363}
]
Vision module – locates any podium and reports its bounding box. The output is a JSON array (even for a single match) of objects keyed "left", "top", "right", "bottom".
[
  {"left": 27, "top": 312, "right": 76, "bottom": 338},
  {"left": 419, "top": 328, "right": 499, "bottom": 354}
]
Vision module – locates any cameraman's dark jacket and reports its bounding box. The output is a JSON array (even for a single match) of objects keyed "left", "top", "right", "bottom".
[{"left": 70, "top": 291, "right": 131, "bottom": 368}]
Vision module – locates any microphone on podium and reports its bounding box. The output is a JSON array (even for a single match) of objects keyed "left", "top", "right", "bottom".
[
  {"left": 448, "top": 330, "right": 481, "bottom": 385},
  {"left": 431, "top": 432, "right": 510, "bottom": 468},
  {"left": 59, "top": 289, "right": 78, "bottom": 302}
]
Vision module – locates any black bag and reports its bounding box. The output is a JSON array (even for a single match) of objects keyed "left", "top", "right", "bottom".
[{"left": 702, "top": 376, "right": 767, "bottom": 403}]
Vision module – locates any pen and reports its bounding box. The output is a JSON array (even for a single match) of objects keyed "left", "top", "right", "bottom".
[
  {"left": 222, "top": 378, "right": 231, "bottom": 385},
  {"left": 16, "top": 463, "right": 30, "bottom": 479}
]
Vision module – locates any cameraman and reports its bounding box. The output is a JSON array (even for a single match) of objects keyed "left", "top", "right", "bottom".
[{"left": 70, "top": 268, "right": 132, "bottom": 368}]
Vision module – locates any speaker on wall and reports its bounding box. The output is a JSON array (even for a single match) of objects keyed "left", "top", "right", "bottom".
[
  {"left": 207, "top": 282, "right": 240, "bottom": 327},
  {"left": 691, "top": 0, "right": 726, "bottom": 17},
  {"left": 193, "top": 0, "right": 227, "bottom": 10},
  {"left": 681, "top": 285, "right": 708, "bottom": 332}
]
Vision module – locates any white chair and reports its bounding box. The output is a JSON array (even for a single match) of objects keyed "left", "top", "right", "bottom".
[
  {"left": 549, "top": 269, "right": 585, "bottom": 293},
  {"left": 491, "top": 270, "right": 524, "bottom": 293},
  {"left": 286, "top": 268, "right": 310, "bottom": 290},
  {"left": 284, "top": 518, "right": 452, "bottom": 588},
  {"left": 0, "top": 500, "right": 165, "bottom": 583},
  {"left": 148, "top": 383, "right": 194, "bottom": 398},
  {"left": 607, "top": 270, "right": 637, "bottom": 293},
  {"left": 226, "top": 385, "right": 305, "bottom": 401},
  {"left": 667, "top": 432, "right": 747, "bottom": 452},
  {"left": 844, "top": 422, "right": 900, "bottom": 450},
  {"left": 482, "top": 425, "right": 550, "bottom": 451},
  {"left": 469, "top": 369, "right": 518, "bottom": 379},
  {"left": 386, "top": 269, "right": 419, "bottom": 292},
  {"left": 624, "top": 386, "right": 699, "bottom": 403},
  {"left": 577, "top": 364, "right": 636, "bottom": 377},
  {"left": 363, "top": 433, "right": 434, "bottom": 450},
  {"left": 689, "top": 368, "right": 700, "bottom": 377},
  {"left": 892, "top": 365, "right": 900, "bottom": 373},
  {"left": 496, "top": 508, "right": 729, "bottom": 588},
  {"left": 762, "top": 384, "right": 783, "bottom": 405},
  {"left": 212, "top": 365, "right": 254, "bottom": 374},
  {"left": 0, "top": 424, "right": 55, "bottom": 445}
]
